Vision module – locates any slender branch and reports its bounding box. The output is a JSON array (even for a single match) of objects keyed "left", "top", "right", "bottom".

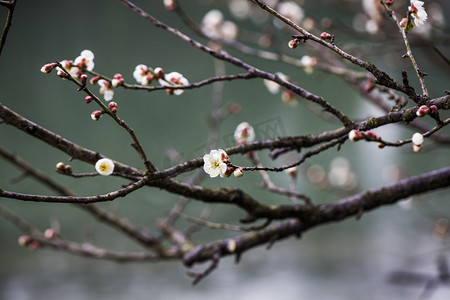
[{"left": 0, "top": 0, "right": 17, "bottom": 56}]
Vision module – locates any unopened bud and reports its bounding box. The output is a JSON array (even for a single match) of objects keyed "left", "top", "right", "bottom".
[
  {"left": 163, "top": 0, "right": 177, "bottom": 10},
  {"left": 288, "top": 38, "right": 300, "bottom": 49},
  {"left": 416, "top": 105, "right": 430, "bottom": 117},
  {"left": 108, "top": 101, "right": 118, "bottom": 113},
  {"left": 56, "top": 162, "right": 65, "bottom": 172},
  {"left": 320, "top": 32, "right": 332, "bottom": 40},
  {"left": 349, "top": 129, "right": 363, "bottom": 142},
  {"left": 412, "top": 132, "right": 424, "bottom": 145},
  {"left": 233, "top": 167, "right": 244, "bottom": 178},
  {"left": 91, "top": 110, "right": 103, "bottom": 121},
  {"left": 399, "top": 18, "right": 408, "bottom": 28},
  {"left": 154, "top": 67, "right": 165, "bottom": 79},
  {"left": 40, "top": 63, "right": 57, "bottom": 74},
  {"left": 64, "top": 165, "right": 72, "bottom": 174},
  {"left": 18, "top": 235, "right": 33, "bottom": 247},
  {"left": 57, "top": 69, "right": 68, "bottom": 78},
  {"left": 412, "top": 143, "right": 422, "bottom": 153},
  {"left": 85, "top": 96, "right": 93, "bottom": 103},
  {"left": 90, "top": 75, "right": 101, "bottom": 85},
  {"left": 44, "top": 228, "right": 57, "bottom": 239},
  {"left": 111, "top": 73, "right": 124, "bottom": 87}
]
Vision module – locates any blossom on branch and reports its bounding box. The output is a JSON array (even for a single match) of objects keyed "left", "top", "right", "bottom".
[
  {"left": 133, "top": 64, "right": 154, "bottom": 85},
  {"left": 70, "top": 49, "right": 95, "bottom": 78},
  {"left": 234, "top": 122, "right": 255, "bottom": 145},
  {"left": 203, "top": 149, "right": 229, "bottom": 178},
  {"left": 408, "top": 0, "right": 427, "bottom": 27},
  {"left": 159, "top": 71, "right": 189, "bottom": 95},
  {"left": 98, "top": 79, "right": 114, "bottom": 101},
  {"left": 95, "top": 158, "right": 115, "bottom": 176}
]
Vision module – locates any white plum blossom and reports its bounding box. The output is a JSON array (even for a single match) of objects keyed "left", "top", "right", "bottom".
[
  {"left": 234, "top": 122, "right": 255, "bottom": 145},
  {"left": 263, "top": 72, "right": 287, "bottom": 94},
  {"left": 70, "top": 49, "right": 95, "bottom": 78},
  {"left": 159, "top": 71, "right": 189, "bottom": 95},
  {"left": 275, "top": 1, "right": 304, "bottom": 28},
  {"left": 300, "top": 55, "right": 317, "bottom": 74},
  {"left": 98, "top": 79, "right": 114, "bottom": 101},
  {"left": 95, "top": 158, "right": 115, "bottom": 176},
  {"left": 409, "top": 0, "right": 427, "bottom": 27},
  {"left": 412, "top": 132, "right": 424, "bottom": 146},
  {"left": 201, "top": 9, "right": 238, "bottom": 40},
  {"left": 133, "top": 64, "right": 153, "bottom": 85},
  {"left": 203, "top": 149, "right": 229, "bottom": 178}
]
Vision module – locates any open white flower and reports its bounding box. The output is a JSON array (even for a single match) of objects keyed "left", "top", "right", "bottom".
[
  {"left": 133, "top": 64, "right": 153, "bottom": 85},
  {"left": 203, "top": 149, "right": 229, "bottom": 178},
  {"left": 159, "top": 72, "right": 189, "bottom": 95},
  {"left": 234, "top": 122, "right": 255, "bottom": 144},
  {"left": 98, "top": 79, "right": 114, "bottom": 101},
  {"left": 95, "top": 158, "right": 115, "bottom": 176},
  {"left": 409, "top": 0, "right": 427, "bottom": 27}
]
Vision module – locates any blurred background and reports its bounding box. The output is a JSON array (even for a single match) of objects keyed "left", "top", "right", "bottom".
[{"left": 0, "top": 0, "right": 449, "bottom": 299}]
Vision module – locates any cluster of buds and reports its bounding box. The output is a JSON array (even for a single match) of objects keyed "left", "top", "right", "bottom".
[
  {"left": 111, "top": 73, "right": 124, "bottom": 87},
  {"left": 348, "top": 129, "right": 381, "bottom": 142},
  {"left": 18, "top": 235, "right": 39, "bottom": 250},
  {"left": 416, "top": 104, "right": 439, "bottom": 119},
  {"left": 55, "top": 162, "right": 72, "bottom": 174},
  {"left": 411, "top": 132, "right": 424, "bottom": 152},
  {"left": 108, "top": 101, "right": 118, "bottom": 114}
]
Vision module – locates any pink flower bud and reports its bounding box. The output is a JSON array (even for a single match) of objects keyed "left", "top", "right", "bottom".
[
  {"left": 85, "top": 96, "right": 93, "bottom": 103},
  {"left": 40, "top": 63, "right": 57, "bottom": 74},
  {"left": 108, "top": 101, "right": 118, "bottom": 113},
  {"left": 90, "top": 75, "right": 101, "bottom": 85},
  {"left": 416, "top": 105, "right": 430, "bottom": 117},
  {"left": 222, "top": 166, "right": 234, "bottom": 178},
  {"left": 56, "top": 162, "right": 65, "bottom": 172},
  {"left": 385, "top": 0, "right": 394, "bottom": 6},
  {"left": 57, "top": 69, "right": 68, "bottom": 78},
  {"left": 91, "top": 110, "right": 103, "bottom": 121},
  {"left": 111, "top": 73, "right": 124, "bottom": 87},
  {"left": 365, "top": 130, "right": 379, "bottom": 140},
  {"left": 288, "top": 39, "right": 300, "bottom": 49},
  {"left": 64, "top": 165, "right": 72, "bottom": 174},
  {"left": 320, "top": 32, "right": 332, "bottom": 40},
  {"left": 412, "top": 144, "right": 422, "bottom": 153},
  {"left": 44, "top": 228, "right": 57, "bottom": 239},
  {"left": 80, "top": 73, "right": 88, "bottom": 86}
]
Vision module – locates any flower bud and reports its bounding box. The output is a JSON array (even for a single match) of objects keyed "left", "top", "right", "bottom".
[
  {"left": 40, "top": 63, "right": 57, "bottom": 74},
  {"left": 233, "top": 167, "right": 244, "bottom": 178},
  {"left": 90, "top": 75, "right": 101, "bottom": 85},
  {"left": 320, "top": 32, "right": 332, "bottom": 40},
  {"left": 412, "top": 144, "right": 422, "bottom": 153},
  {"left": 64, "top": 165, "right": 72, "bottom": 174},
  {"left": 56, "top": 162, "right": 65, "bottom": 172},
  {"left": 288, "top": 38, "right": 300, "bottom": 49},
  {"left": 44, "top": 228, "right": 57, "bottom": 239},
  {"left": 84, "top": 96, "right": 93, "bottom": 103},
  {"left": 80, "top": 73, "right": 88, "bottom": 86},
  {"left": 348, "top": 129, "right": 363, "bottom": 142},
  {"left": 399, "top": 18, "right": 408, "bottom": 28},
  {"left": 222, "top": 166, "right": 234, "bottom": 178},
  {"left": 154, "top": 67, "right": 165, "bottom": 79},
  {"left": 18, "top": 235, "right": 33, "bottom": 247},
  {"left": 56, "top": 69, "right": 68, "bottom": 78},
  {"left": 108, "top": 101, "right": 118, "bottom": 114},
  {"left": 111, "top": 73, "right": 124, "bottom": 87},
  {"left": 91, "top": 110, "right": 103, "bottom": 121},
  {"left": 412, "top": 132, "right": 424, "bottom": 145},
  {"left": 164, "top": 0, "right": 177, "bottom": 10},
  {"left": 416, "top": 105, "right": 430, "bottom": 117}
]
